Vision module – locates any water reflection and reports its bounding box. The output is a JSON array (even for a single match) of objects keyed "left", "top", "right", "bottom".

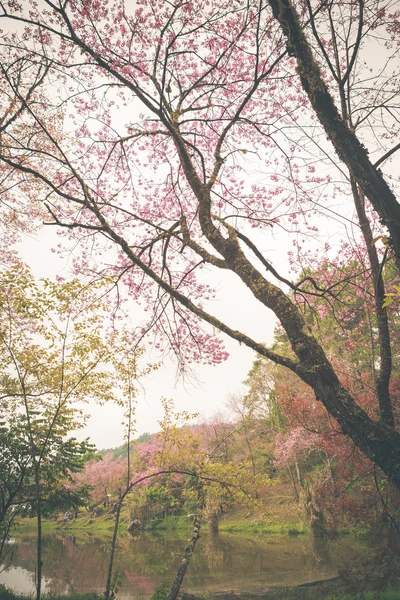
[{"left": 0, "top": 530, "right": 360, "bottom": 599}]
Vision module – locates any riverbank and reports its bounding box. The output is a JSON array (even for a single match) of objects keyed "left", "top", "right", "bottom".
[
  {"left": 15, "top": 482, "right": 306, "bottom": 537},
  {"left": 14, "top": 512, "right": 306, "bottom": 538}
]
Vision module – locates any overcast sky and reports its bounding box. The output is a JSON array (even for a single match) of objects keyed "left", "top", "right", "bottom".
[{"left": 17, "top": 224, "right": 281, "bottom": 450}]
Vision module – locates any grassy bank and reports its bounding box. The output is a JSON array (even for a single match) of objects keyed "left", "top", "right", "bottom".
[
  {"left": 218, "top": 512, "right": 306, "bottom": 535},
  {"left": 14, "top": 482, "right": 305, "bottom": 537},
  {"left": 216, "top": 488, "right": 306, "bottom": 536},
  {"left": 132, "top": 513, "right": 306, "bottom": 536},
  {"left": 12, "top": 519, "right": 58, "bottom": 534},
  {"left": 25, "top": 513, "right": 306, "bottom": 536},
  {"left": 16, "top": 511, "right": 306, "bottom": 537}
]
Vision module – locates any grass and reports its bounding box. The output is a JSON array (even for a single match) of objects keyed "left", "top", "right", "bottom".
[
  {"left": 15, "top": 517, "right": 115, "bottom": 534},
  {"left": 13, "top": 519, "right": 58, "bottom": 533},
  {"left": 218, "top": 519, "right": 307, "bottom": 535},
  {"left": 147, "top": 514, "right": 193, "bottom": 532},
  {"left": 13, "top": 481, "right": 306, "bottom": 537},
  {"left": 146, "top": 512, "right": 307, "bottom": 536},
  {"left": 215, "top": 483, "right": 310, "bottom": 536},
  {"left": 15, "top": 512, "right": 309, "bottom": 538}
]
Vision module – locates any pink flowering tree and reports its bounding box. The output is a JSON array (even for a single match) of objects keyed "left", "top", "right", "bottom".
[
  {"left": 0, "top": 0, "right": 400, "bottom": 487},
  {"left": 72, "top": 454, "right": 128, "bottom": 508},
  {"left": 258, "top": 254, "right": 400, "bottom": 531},
  {"left": 274, "top": 426, "right": 319, "bottom": 472}
]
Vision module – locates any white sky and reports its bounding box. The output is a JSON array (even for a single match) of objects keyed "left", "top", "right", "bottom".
[{"left": 17, "top": 224, "right": 280, "bottom": 450}]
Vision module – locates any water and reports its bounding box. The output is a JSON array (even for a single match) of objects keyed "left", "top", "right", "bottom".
[{"left": 0, "top": 530, "right": 361, "bottom": 598}]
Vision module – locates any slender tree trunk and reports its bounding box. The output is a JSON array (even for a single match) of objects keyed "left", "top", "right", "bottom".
[
  {"left": 294, "top": 455, "right": 303, "bottom": 489},
  {"left": 287, "top": 466, "right": 299, "bottom": 502},
  {"left": 105, "top": 368, "right": 136, "bottom": 599},
  {"left": 35, "top": 470, "right": 42, "bottom": 600},
  {"left": 244, "top": 430, "right": 259, "bottom": 499},
  {"left": 350, "top": 180, "right": 394, "bottom": 427},
  {"left": 331, "top": 43, "right": 395, "bottom": 428},
  {"left": 104, "top": 498, "right": 123, "bottom": 600},
  {"left": 168, "top": 480, "right": 205, "bottom": 600}
]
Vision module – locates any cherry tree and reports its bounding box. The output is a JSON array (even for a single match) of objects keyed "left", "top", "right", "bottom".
[
  {"left": 0, "top": 0, "right": 400, "bottom": 487},
  {"left": 73, "top": 453, "right": 128, "bottom": 508}
]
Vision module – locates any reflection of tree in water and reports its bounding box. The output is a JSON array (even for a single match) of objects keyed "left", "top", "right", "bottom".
[
  {"left": 198, "top": 533, "right": 225, "bottom": 574},
  {"left": 126, "top": 533, "right": 180, "bottom": 575},
  {"left": 190, "top": 534, "right": 322, "bottom": 585},
  {"left": 42, "top": 535, "right": 110, "bottom": 596},
  {"left": 13, "top": 538, "right": 36, "bottom": 570},
  {"left": 7, "top": 531, "right": 363, "bottom": 596},
  {"left": 123, "top": 570, "right": 158, "bottom": 597},
  {"left": 9, "top": 534, "right": 111, "bottom": 596},
  {"left": 311, "top": 535, "right": 330, "bottom": 571}
]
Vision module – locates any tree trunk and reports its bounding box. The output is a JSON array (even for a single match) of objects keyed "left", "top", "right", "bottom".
[
  {"left": 168, "top": 481, "right": 205, "bottom": 600},
  {"left": 288, "top": 466, "right": 299, "bottom": 502},
  {"left": 104, "top": 498, "right": 123, "bottom": 600},
  {"left": 301, "top": 486, "right": 325, "bottom": 537},
  {"left": 35, "top": 471, "right": 42, "bottom": 600},
  {"left": 294, "top": 455, "right": 303, "bottom": 489},
  {"left": 92, "top": 191, "right": 400, "bottom": 489},
  {"left": 268, "top": 0, "right": 400, "bottom": 259},
  {"left": 350, "top": 180, "right": 394, "bottom": 428},
  {"left": 209, "top": 509, "right": 219, "bottom": 534},
  {"left": 308, "top": 364, "right": 400, "bottom": 488}
]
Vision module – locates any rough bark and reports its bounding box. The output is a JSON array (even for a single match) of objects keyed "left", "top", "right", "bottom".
[
  {"left": 168, "top": 481, "right": 205, "bottom": 600},
  {"left": 268, "top": 0, "right": 400, "bottom": 259},
  {"left": 305, "top": 359, "right": 400, "bottom": 489},
  {"left": 350, "top": 180, "right": 394, "bottom": 428},
  {"left": 104, "top": 498, "right": 122, "bottom": 600}
]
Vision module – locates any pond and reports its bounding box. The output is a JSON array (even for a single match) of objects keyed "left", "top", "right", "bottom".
[{"left": 0, "top": 529, "right": 362, "bottom": 599}]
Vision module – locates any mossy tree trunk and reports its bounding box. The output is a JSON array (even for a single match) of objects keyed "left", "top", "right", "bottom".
[{"left": 168, "top": 479, "right": 205, "bottom": 600}]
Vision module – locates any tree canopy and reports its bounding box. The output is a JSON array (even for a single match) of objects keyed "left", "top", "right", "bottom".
[{"left": 0, "top": 0, "right": 399, "bottom": 486}]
